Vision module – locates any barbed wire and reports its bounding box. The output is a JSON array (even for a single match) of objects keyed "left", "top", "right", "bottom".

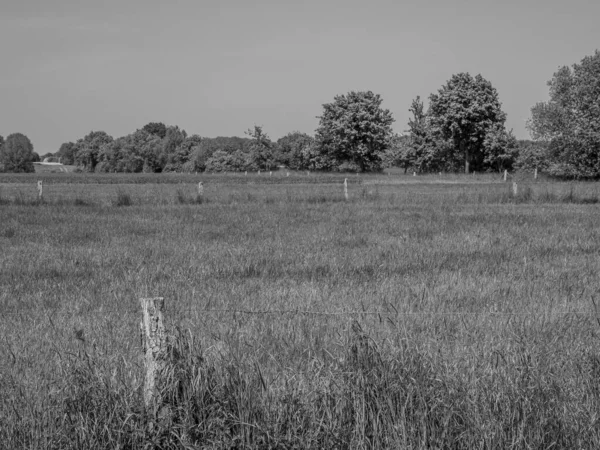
[{"left": 1, "top": 308, "right": 598, "bottom": 317}]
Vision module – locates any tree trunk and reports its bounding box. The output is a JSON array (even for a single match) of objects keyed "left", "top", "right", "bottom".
[{"left": 461, "top": 140, "right": 469, "bottom": 174}]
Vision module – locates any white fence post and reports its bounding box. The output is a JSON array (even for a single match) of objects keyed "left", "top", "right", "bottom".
[
  {"left": 504, "top": 170, "right": 508, "bottom": 182},
  {"left": 197, "top": 182, "right": 204, "bottom": 198},
  {"left": 140, "top": 297, "right": 168, "bottom": 424},
  {"left": 344, "top": 178, "right": 349, "bottom": 201},
  {"left": 37, "top": 180, "right": 43, "bottom": 201},
  {"left": 534, "top": 168, "right": 538, "bottom": 180},
  {"left": 512, "top": 182, "right": 518, "bottom": 196}
]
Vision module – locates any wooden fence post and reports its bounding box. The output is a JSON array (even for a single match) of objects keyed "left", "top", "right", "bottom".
[
  {"left": 37, "top": 180, "right": 43, "bottom": 200},
  {"left": 504, "top": 170, "right": 508, "bottom": 182},
  {"left": 197, "top": 182, "right": 204, "bottom": 199},
  {"left": 140, "top": 297, "right": 168, "bottom": 422},
  {"left": 512, "top": 182, "right": 518, "bottom": 197},
  {"left": 534, "top": 168, "right": 538, "bottom": 180},
  {"left": 344, "top": 178, "right": 348, "bottom": 201}
]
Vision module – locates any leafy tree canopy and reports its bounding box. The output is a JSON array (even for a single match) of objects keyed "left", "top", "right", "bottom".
[
  {"left": 0, "top": 133, "right": 36, "bottom": 173},
  {"left": 428, "top": 73, "right": 507, "bottom": 173},
  {"left": 74, "top": 131, "right": 114, "bottom": 172},
  {"left": 315, "top": 91, "right": 395, "bottom": 172},
  {"left": 527, "top": 50, "right": 600, "bottom": 177},
  {"left": 142, "top": 122, "right": 167, "bottom": 139},
  {"left": 276, "top": 131, "right": 314, "bottom": 170},
  {"left": 56, "top": 142, "right": 77, "bottom": 165},
  {"left": 245, "top": 125, "right": 275, "bottom": 170}
]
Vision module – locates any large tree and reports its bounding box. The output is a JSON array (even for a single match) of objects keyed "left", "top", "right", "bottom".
[
  {"left": 56, "top": 141, "right": 77, "bottom": 165},
  {"left": 275, "top": 132, "right": 314, "bottom": 170},
  {"left": 74, "top": 131, "right": 114, "bottom": 172},
  {"left": 428, "top": 73, "right": 507, "bottom": 173},
  {"left": 142, "top": 122, "right": 167, "bottom": 139},
  {"left": 315, "top": 91, "right": 395, "bottom": 172},
  {"left": 0, "top": 133, "right": 36, "bottom": 173},
  {"left": 527, "top": 50, "right": 600, "bottom": 177},
  {"left": 245, "top": 125, "right": 275, "bottom": 170}
]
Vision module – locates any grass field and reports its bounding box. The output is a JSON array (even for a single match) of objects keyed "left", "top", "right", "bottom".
[{"left": 2, "top": 172, "right": 600, "bottom": 448}]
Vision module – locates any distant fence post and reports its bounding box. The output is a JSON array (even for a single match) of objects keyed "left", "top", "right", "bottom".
[
  {"left": 512, "top": 182, "right": 518, "bottom": 197},
  {"left": 37, "top": 180, "right": 43, "bottom": 201},
  {"left": 534, "top": 168, "right": 538, "bottom": 180},
  {"left": 344, "top": 178, "right": 349, "bottom": 201},
  {"left": 140, "top": 297, "right": 168, "bottom": 424},
  {"left": 503, "top": 170, "right": 508, "bottom": 182},
  {"left": 286, "top": 172, "right": 290, "bottom": 177},
  {"left": 413, "top": 171, "right": 416, "bottom": 177},
  {"left": 197, "top": 182, "right": 204, "bottom": 199}
]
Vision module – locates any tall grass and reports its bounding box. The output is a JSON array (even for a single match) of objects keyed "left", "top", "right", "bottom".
[{"left": 1, "top": 175, "right": 600, "bottom": 448}]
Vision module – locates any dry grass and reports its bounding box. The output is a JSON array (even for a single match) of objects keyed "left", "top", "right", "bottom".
[{"left": 1, "top": 172, "right": 600, "bottom": 448}]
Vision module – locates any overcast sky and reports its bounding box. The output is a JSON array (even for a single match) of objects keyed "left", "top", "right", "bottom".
[{"left": 1, "top": 0, "right": 599, "bottom": 153}]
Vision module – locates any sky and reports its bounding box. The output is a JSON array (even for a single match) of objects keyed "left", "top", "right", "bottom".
[{"left": 1, "top": 0, "right": 599, "bottom": 154}]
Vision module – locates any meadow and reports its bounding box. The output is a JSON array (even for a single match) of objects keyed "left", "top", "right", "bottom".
[{"left": 1, "top": 171, "right": 600, "bottom": 449}]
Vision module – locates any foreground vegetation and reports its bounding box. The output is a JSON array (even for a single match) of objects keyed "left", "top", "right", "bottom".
[{"left": 1, "top": 173, "right": 600, "bottom": 449}]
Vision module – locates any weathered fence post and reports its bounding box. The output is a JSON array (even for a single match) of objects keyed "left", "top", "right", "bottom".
[
  {"left": 197, "top": 181, "right": 204, "bottom": 199},
  {"left": 534, "top": 168, "right": 538, "bottom": 180},
  {"left": 37, "top": 180, "right": 43, "bottom": 201},
  {"left": 140, "top": 297, "right": 168, "bottom": 423},
  {"left": 512, "top": 182, "right": 518, "bottom": 197},
  {"left": 344, "top": 178, "right": 349, "bottom": 201},
  {"left": 286, "top": 172, "right": 290, "bottom": 177},
  {"left": 258, "top": 170, "right": 261, "bottom": 175},
  {"left": 504, "top": 170, "right": 508, "bottom": 182},
  {"left": 413, "top": 171, "right": 416, "bottom": 177},
  {"left": 245, "top": 171, "right": 247, "bottom": 176},
  {"left": 269, "top": 171, "right": 272, "bottom": 177}
]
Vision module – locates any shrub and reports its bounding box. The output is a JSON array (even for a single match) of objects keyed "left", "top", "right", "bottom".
[{"left": 114, "top": 190, "right": 132, "bottom": 206}]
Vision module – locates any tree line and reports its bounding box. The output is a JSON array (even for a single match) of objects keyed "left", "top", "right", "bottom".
[{"left": 1, "top": 50, "right": 598, "bottom": 177}]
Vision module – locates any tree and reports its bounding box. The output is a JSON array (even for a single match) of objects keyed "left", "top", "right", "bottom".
[
  {"left": 275, "top": 132, "right": 314, "bottom": 170},
  {"left": 527, "top": 50, "right": 600, "bottom": 177},
  {"left": 142, "top": 122, "right": 167, "bottom": 139},
  {"left": 159, "top": 126, "right": 187, "bottom": 171},
  {"left": 165, "top": 134, "right": 202, "bottom": 172},
  {"left": 381, "top": 134, "right": 412, "bottom": 172},
  {"left": 483, "top": 126, "right": 518, "bottom": 172},
  {"left": 428, "top": 73, "right": 507, "bottom": 173},
  {"left": 245, "top": 125, "right": 275, "bottom": 170},
  {"left": 514, "top": 140, "right": 550, "bottom": 172},
  {"left": 56, "top": 142, "right": 77, "bottom": 165},
  {"left": 315, "top": 91, "right": 395, "bottom": 172},
  {"left": 74, "top": 131, "right": 113, "bottom": 171},
  {"left": 0, "top": 133, "right": 36, "bottom": 173},
  {"left": 205, "top": 150, "right": 234, "bottom": 172}
]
